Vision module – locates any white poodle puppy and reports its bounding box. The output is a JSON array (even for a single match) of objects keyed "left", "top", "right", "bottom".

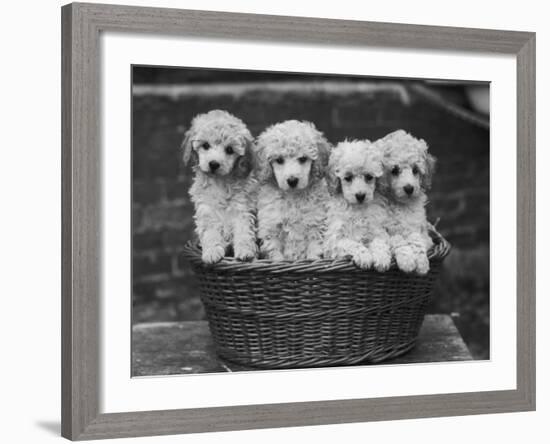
[
  {"left": 375, "top": 130, "right": 436, "bottom": 274},
  {"left": 254, "top": 120, "right": 330, "bottom": 261},
  {"left": 324, "top": 140, "right": 392, "bottom": 271},
  {"left": 182, "top": 109, "right": 257, "bottom": 264}
]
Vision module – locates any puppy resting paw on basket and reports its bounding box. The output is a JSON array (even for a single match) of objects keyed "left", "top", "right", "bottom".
[
  {"left": 181, "top": 110, "right": 257, "bottom": 264},
  {"left": 375, "top": 129, "right": 437, "bottom": 275},
  {"left": 324, "top": 139, "right": 392, "bottom": 272},
  {"left": 182, "top": 124, "right": 450, "bottom": 370}
]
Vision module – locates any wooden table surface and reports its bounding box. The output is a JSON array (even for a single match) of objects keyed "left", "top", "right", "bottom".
[{"left": 132, "top": 314, "right": 473, "bottom": 376}]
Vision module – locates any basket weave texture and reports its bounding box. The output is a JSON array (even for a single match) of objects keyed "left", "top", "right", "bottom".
[{"left": 182, "top": 232, "right": 451, "bottom": 369}]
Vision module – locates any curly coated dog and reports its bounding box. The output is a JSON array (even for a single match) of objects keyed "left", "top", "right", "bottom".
[
  {"left": 182, "top": 110, "right": 257, "bottom": 264},
  {"left": 324, "top": 139, "right": 392, "bottom": 271},
  {"left": 254, "top": 120, "right": 331, "bottom": 261},
  {"left": 375, "top": 130, "right": 436, "bottom": 274}
]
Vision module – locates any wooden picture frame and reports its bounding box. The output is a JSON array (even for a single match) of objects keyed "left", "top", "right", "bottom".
[{"left": 61, "top": 2, "right": 535, "bottom": 440}]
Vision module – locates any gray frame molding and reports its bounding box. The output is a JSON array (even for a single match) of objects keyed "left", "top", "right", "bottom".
[{"left": 61, "top": 2, "right": 536, "bottom": 440}]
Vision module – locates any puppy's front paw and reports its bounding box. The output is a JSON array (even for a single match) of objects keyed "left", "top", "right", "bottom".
[
  {"left": 267, "top": 250, "right": 285, "bottom": 261},
  {"left": 202, "top": 245, "right": 225, "bottom": 264},
  {"left": 306, "top": 243, "right": 323, "bottom": 260},
  {"left": 306, "top": 252, "right": 323, "bottom": 261},
  {"left": 395, "top": 249, "right": 416, "bottom": 273},
  {"left": 234, "top": 243, "right": 257, "bottom": 262},
  {"left": 372, "top": 249, "right": 392, "bottom": 272},
  {"left": 353, "top": 249, "right": 373, "bottom": 270},
  {"left": 415, "top": 254, "right": 430, "bottom": 275}
]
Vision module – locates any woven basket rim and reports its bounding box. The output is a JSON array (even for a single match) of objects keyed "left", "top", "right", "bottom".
[{"left": 182, "top": 229, "right": 451, "bottom": 273}]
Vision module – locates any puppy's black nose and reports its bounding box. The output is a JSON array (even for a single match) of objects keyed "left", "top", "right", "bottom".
[
  {"left": 355, "top": 193, "right": 366, "bottom": 203},
  {"left": 287, "top": 177, "right": 299, "bottom": 188},
  {"left": 404, "top": 185, "right": 414, "bottom": 195},
  {"left": 209, "top": 161, "right": 220, "bottom": 172}
]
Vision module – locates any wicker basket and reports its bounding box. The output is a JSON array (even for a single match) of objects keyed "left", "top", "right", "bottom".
[{"left": 182, "top": 231, "right": 450, "bottom": 369}]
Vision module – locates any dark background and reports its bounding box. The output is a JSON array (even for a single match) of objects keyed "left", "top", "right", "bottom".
[{"left": 132, "top": 66, "right": 490, "bottom": 359}]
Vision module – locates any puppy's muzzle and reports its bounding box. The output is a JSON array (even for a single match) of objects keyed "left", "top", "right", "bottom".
[
  {"left": 404, "top": 185, "right": 414, "bottom": 196},
  {"left": 355, "top": 193, "right": 366, "bottom": 203},
  {"left": 287, "top": 177, "right": 299, "bottom": 188},
  {"left": 209, "top": 160, "right": 220, "bottom": 172}
]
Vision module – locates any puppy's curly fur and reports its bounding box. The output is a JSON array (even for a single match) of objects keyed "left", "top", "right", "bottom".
[
  {"left": 324, "top": 140, "right": 392, "bottom": 270},
  {"left": 375, "top": 130, "right": 436, "bottom": 274},
  {"left": 182, "top": 110, "right": 257, "bottom": 264},
  {"left": 254, "top": 120, "right": 330, "bottom": 260}
]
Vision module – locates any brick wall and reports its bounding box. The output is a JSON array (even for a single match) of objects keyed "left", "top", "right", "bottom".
[{"left": 132, "top": 78, "right": 489, "bottom": 357}]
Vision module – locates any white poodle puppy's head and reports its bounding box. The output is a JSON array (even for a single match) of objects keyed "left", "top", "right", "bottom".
[
  {"left": 254, "top": 120, "right": 330, "bottom": 192},
  {"left": 327, "top": 140, "right": 384, "bottom": 205},
  {"left": 376, "top": 130, "right": 436, "bottom": 203},
  {"left": 181, "top": 110, "right": 253, "bottom": 178}
]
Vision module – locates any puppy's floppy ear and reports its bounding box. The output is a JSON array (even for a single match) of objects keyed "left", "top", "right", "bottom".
[
  {"left": 326, "top": 146, "right": 342, "bottom": 195},
  {"left": 368, "top": 140, "right": 385, "bottom": 178},
  {"left": 253, "top": 136, "right": 274, "bottom": 184},
  {"left": 311, "top": 128, "right": 331, "bottom": 181},
  {"left": 326, "top": 168, "right": 341, "bottom": 195},
  {"left": 181, "top": 127, "right": 197, "bottom": 166},
  {"left": 375, "top": 173, "right": 391, "bottom": 197},
  {"left": 373, "top": 140, "right": 392, "bottom": 197},
  {"left": 233, "top": 136, "right": 254, "bottom": 179},
  {"left": 421, "top": 152, "right": 437, "bottom": 190}
]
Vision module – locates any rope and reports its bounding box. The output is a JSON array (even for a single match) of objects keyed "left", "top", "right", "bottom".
[{"left": 409, "top": 83, "right": 490, "bottom": 130}]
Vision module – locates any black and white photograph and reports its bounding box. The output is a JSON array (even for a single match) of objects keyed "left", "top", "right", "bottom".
[
  {"left": 2, "top": 0, "right": 542, "bottom": 442},
  {"left": 131, "top": 66, "right": 490, "bottom": 376}
]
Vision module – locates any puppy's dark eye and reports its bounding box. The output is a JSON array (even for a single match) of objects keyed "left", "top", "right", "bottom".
[
  {"left": 391, "top": 166, "right": 400, "bottom": 176},
  {"left": 365, "top": 174, "right": 373, "bottom": 182},
  {"left": 412, "top": 165, "right": 419, "bottom": 175},
  {"left": 298, "top": 156, "right": 308, "bottom": 164},
  {"left": 225, "top": 145, "right": 234, "bottom": 155},
  {"left": 344, "top": 175, "right": 353, "bottom": 183},
  {"left": 202, "top": 142, "right": 210, "bottom": 150},
  {"left": 275, "top": 157, "right": 285, "bottom": 165}
]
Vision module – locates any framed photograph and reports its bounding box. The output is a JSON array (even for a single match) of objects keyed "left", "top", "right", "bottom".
[{"left": 62, "top": 2, "right": 535, "bottom": 440}]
